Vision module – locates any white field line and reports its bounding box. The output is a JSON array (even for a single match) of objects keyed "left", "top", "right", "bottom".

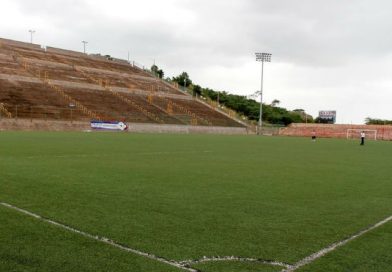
[
  {"left": 0, "top": 202, "right": 290, "bottom": 272},
  {"left": 0, "top": 202, "right": 197, "bottom": 272},
  {"left": 19, "top": 150, "right": 212, "bottom": 159},
  {"left": 283, "top": 214, "right": 392, "bottom": 272},
  {"left": 179, "top": 256, "right": 291, "bottom": 269},
  {"left": 5, "top": 201, "right": 390, "bottom": 272},
  {"left": 134, "top": 150, "right": 212, "bottom": 156}
]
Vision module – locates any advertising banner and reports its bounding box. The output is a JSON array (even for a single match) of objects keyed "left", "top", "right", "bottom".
[{"left": 90, "top": 121, "right": 128, "bottom": 131}]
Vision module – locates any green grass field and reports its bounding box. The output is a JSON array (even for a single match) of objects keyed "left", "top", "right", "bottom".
[{"left": 1, "top": 132, "right": 391, "bottom": 272}]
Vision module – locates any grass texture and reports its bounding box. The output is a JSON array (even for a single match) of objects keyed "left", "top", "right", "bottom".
[{"left": 0, "top": 132, "right": 391, "bottom": 271}]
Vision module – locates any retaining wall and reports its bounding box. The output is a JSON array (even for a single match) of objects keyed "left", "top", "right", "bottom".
[
  {"left": 128, "top": 123, "right": 248, "bottom": 134},
  {"left": 0, "top": 118, "right": 249, "bottom": 135},
  {"left": 280, "top": 123, "right": 392, "bottom": 140},
  {"left": 0, "top": 119, "right": 89, "bottom": 131},
  {"left": 46, "top": 47, "right": 86, "bottom": 58},
  {"left": 0, "top": 38, "right": 42, "bottom": 50}
]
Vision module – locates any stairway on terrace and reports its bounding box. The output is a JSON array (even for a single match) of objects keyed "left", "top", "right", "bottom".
[
  {"left": 173, "top": 99, "right": 243, "bottom": 127},
  {"left": 60, "top": 87, "right": 182, "bottom": 124},
  {"left": 0, "top": 79, "right": 86, "bottom": 120},
  {"left": 119, "top": 93, "right": 186, "bottom": 124}
]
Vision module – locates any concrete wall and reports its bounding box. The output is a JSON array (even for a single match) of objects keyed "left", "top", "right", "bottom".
[
  {"left": 280, "top": 123, "right": 392, "bottom": 140},
  {"left": 111, "top": 57, "right": 129, "bottom": 65},
  {"left": 0, "top": 118, "right": 249, "bottom": 135},
  {"left": 0, "top": 38, "right": 42, "bottom": 50},
  {"left": 0, "top": 119, "right": 90, "bottom": 132},
  {"left": 128, "top": 123, "right": 248, "bottom": 134},
  {"left": 46, "top": 47, "right": 85, "bottom": 58}
]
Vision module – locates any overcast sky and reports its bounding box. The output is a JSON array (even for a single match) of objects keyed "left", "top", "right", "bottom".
[{"left": 1, "top": 0, "right": 392, "bottom": 123}]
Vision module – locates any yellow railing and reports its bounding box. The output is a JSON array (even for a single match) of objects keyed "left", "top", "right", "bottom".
[
  {"left": 0, "top": 103, "right": 12, "bottom": 118},
  {"left": 74, "top": 67, "right": 164, "bottom": 124},
  {"left": 127, "top": 75, "right": 209, "bottom": 126},
  {"left": 160, "top": 97, "right": 211, "bottom": 126},
  {"left": 139, "top": 71, "right": 213, "bottom": 126},
  {"left": 12, "top": 51, "right": 101, "bottom": 121},
  {"left": 73, "top": 65, "right": 206, "bottom": 126}
]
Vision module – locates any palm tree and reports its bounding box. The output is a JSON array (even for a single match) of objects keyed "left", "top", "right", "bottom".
[{"left": 271, "top": 99, "right": 280, "bottom": 107}]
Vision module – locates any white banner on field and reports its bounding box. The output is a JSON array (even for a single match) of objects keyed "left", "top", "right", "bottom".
[{"left": 90, "top": 121, "right": 128, "bottom": 131}]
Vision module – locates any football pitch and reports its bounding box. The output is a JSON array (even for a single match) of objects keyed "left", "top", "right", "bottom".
[{"left": 1, "top": 132, "right": 391, "bottom": 272}]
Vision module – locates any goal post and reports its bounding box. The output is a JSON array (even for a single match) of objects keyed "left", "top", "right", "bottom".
[{"left": 346, "top": 129, "right": 377, "bottom": 140}]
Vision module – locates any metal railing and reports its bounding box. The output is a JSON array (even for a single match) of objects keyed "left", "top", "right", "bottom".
[
  {"left": 0, "top": 103, "right": 12, "bottom": 118},
  {"left": 73, "top": 66, "right": 165, "bottom": 124},
  {"left": 8, "top": 48, "right": 102, "bottom": 121}
]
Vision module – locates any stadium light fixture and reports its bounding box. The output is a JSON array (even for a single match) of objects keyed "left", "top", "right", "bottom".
[
  {"left": 28, "top": 30, "right": 36, "bottom": 44},
  {"left": 82, "top": 41, "right": 88, "bottom": 54},
  {"left": 255, "top": 52, "right": 272, "bottom": 134}
]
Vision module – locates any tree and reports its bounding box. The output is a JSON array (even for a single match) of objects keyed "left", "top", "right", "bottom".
[
  {"left": 314, "top": 117, "right": 330, "bottom": 124},
  {"left": 271, "top": 99, "right": 280, "bottom": 107},
  {"left": 292, "top": 109, "right": 314, "bottom": 123},
  {"left": 167, "top": 70, "right": 313, "bottom": 125},
  {"left": 172, "top": 72, "right": 192, "bottom": 87},
  {"left": 192, "top": 85, "right": 202, "bottom": 96},
  {"left": 151, "top": 65, "right": 164, "bottom": 79},
  {"left": 365, "top": 117, "right": 392, "bottom": 125},
  {"left": 157, "top": 70, "right": 164, "bottom": 79}
]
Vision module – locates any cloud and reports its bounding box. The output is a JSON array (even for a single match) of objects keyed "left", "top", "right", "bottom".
[{"left": 1, "top": 0, "right": 392, "bottom": 123}]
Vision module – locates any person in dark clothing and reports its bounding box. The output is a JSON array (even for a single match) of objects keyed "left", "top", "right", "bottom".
[{"left": 360, "top": 131, "right": 365, "bottom": 145}]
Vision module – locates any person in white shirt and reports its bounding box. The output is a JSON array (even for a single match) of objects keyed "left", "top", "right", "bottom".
[{"left": 360, "top": 131, "right": 365, "bottom": 145}]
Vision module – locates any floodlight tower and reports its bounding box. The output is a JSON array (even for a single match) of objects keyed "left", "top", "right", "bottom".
[
  {"left": 28, "top": 30, "right": 36, "bottom": 44},
  {"left": 82, "top": 41, "right": 88, "bottom": 54},
  {"left": 255, "top": 52, "right": 272, "bottom": 134}
]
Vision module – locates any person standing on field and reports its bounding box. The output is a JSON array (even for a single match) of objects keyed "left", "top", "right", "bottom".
[
  {"left": 311, "top": 130, "right": 316, "bottom": 141},
  {"left": 360, "top": 131, "right": 365, "bottom": 145}
]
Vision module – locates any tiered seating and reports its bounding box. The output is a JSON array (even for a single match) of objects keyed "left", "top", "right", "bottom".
[
  {"left": 0, "top": 38, "right": 244, "bottom": 127},
  {"left": 4, "top": 44, "right": 184, "bottom": 96},
  {"left": 61, "top": 87, "right": 143, "bottom": 122},
  {"left": 0, "top": 79, "right": 85, "bottom": 120},
  {"left": 145, "top": 95, "right": 209, "bottom": 125},
  {"left": 120, "top": 93, "right": 185, "bottom": 124},
  {"left": 173, "top": 99, "right": 243, "bottom": 127},
  {"left": 0, "top": 54, "right": 30, "bottom": 77}
]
